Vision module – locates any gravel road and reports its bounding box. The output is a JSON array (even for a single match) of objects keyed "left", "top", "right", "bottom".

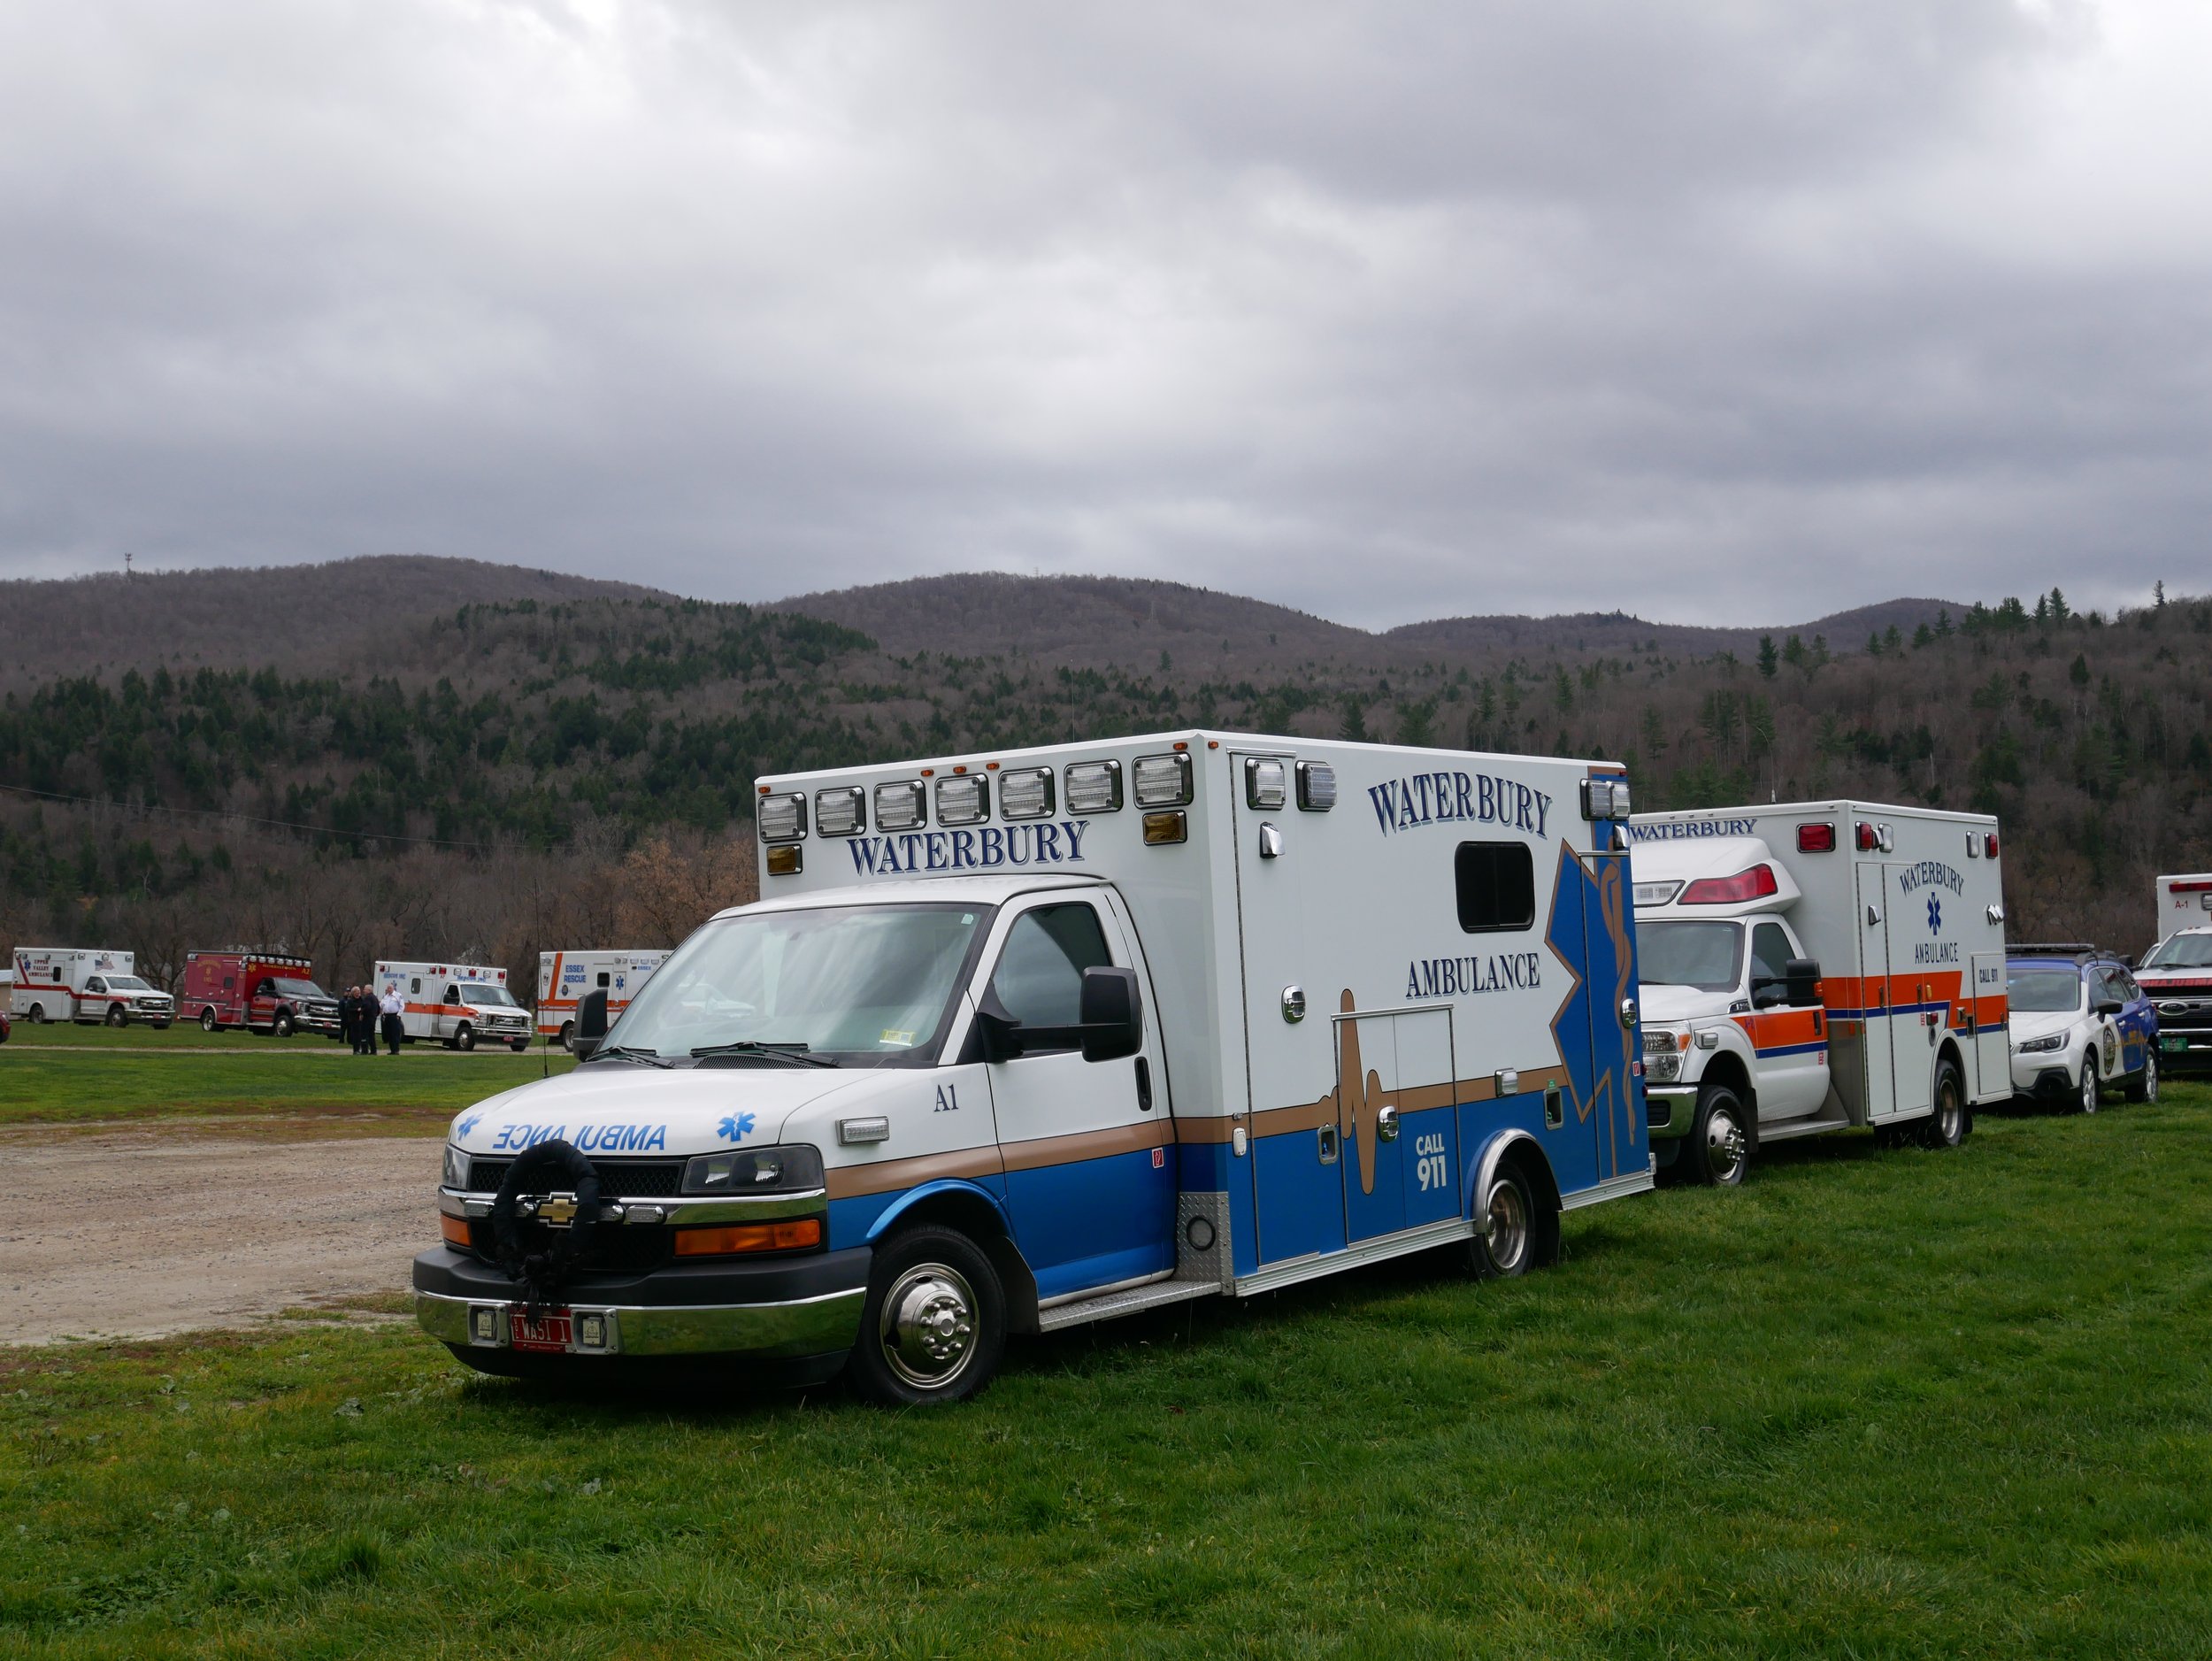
[{"left": 0, "top": 1130, "right": 438, "bottom": 1345}]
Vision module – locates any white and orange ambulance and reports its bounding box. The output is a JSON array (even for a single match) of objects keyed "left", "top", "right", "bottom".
[
  {"left": 535, "top": 950, "right": 668, "bottom": 1050},
  {"left": 1625, "top": 802, "right": 2011, "bottom": 1184},
  {"left": 373, "top": 960, "right": 532, "bottom": 1051}
]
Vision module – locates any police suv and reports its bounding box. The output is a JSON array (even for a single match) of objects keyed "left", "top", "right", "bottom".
[
  {"left": 2005, "top": 946, "right": 2158, "bottom": 1110},
  {"left": 415, "top": 731, "right": 1654, "bottom": 1403}
]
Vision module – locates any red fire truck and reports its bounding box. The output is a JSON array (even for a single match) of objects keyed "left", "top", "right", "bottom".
[{"left": 181, "top": 950, "right": 343, "bottom": 1038}]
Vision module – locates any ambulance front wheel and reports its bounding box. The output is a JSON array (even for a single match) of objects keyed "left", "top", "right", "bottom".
[
  {"left": 104, "top": 1004, "right": 127, "bottom": 1027},
  {"left": 273, "top": 1012, "right": 295, "bottom": 1038},
  {"left": 848, "top": 1225, "right": 1006, "bottom": 1407},
  {"left": 456, "top": 1024, "right": 476, "bottom": 1052},
  {"left": 1687, "top": 1085, "right": 1749, "bottom": 1187}
]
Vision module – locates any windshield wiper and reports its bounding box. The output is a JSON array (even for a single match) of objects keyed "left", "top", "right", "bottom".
[
  {"left": 688, "top": 1041, "right": 840, "bottom": 1068},
  {"left": 585, "top": 1044, "right": 673, "bottom": 1069}
]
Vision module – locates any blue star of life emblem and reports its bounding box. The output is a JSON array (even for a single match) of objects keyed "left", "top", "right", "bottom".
[
  {"left": 717, "top": 1113, "right": 757, "bottom": 1143},
  {"left": 1927, "top": 895, "right": 1942, "bottom": 934},
  {"left": 455, "top": 1113, "right": 481, "bottom": 1138}
]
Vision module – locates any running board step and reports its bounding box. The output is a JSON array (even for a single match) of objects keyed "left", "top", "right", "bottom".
[
  {"left": 1756, "top": 1112, "right": 1855, "bottom": 1143},
  {"left": 1036, "top": 1279, "right": 1218, "bottom": 1333}
]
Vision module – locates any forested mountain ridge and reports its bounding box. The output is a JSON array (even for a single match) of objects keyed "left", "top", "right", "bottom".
[{"left": 1, "top": 564, "right": 2203, "bottom": 995}]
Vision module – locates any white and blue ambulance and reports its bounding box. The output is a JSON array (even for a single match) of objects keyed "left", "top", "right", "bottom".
[{"left": 414, "top": 732, "right": 1652, "bottom": 1403}]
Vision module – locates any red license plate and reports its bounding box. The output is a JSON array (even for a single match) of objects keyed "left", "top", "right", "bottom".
[{"left": 508, "top": 1308, "right": 573, "bottom": 1352}]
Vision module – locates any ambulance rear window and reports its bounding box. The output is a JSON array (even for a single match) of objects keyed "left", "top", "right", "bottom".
[{"left": 1455, "top": 843, "right": 1535, "bottom": 934}]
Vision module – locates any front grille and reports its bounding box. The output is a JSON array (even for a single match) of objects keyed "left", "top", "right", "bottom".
[
  {"left": 465, "top": 1218, "right": 673, "bottom": 1273},
  {"left": 1647, "top": 1096, "right": 1671, "bottom": 1125},
  {"left": 463, "top": 1157, "right": 686, "bottom": 1197}
]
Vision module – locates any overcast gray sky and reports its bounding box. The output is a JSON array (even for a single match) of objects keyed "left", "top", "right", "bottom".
[{"left": 3, "top": 1, "right": 2206, "bottom": 627}]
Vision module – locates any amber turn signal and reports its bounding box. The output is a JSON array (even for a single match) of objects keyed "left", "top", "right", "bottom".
[
  {"left": 440, "top": 1212, "right": 472, "bottom": 1249},
  {"left": 672, "top": 1218, "right": 824, "bottom": 1257}
]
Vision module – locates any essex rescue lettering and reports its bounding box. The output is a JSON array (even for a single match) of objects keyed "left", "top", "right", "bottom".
[
  {"left": 1406, "top": 951, "right": 1543, "bottom": 1000},
  {"left": 848, "top": 820, "right": 1089, "bottom": 876},
  {"left": 1367, "top": 773, "right": 1551, "bottom": 838}
]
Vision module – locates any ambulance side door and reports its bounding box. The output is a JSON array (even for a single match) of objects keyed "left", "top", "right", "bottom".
[
  {"left": 1747, "top": 920, "right": 1827, "bottom": 1121},
  {"left": 1855, "top": 864, "right": 1899, "bottom": 1117},
  {"left": 978, "top": 895, "right": 1175, "bottom": 1302}
]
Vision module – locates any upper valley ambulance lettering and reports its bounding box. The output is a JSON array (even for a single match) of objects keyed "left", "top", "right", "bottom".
[
  {"left": 1367, "top": 773, "right": 1551, "bottom": 838},
  {"left": 1624, "top": 817, "right": 1758, "bottom": 842},
  {"left": 1407, "top": 952, "right": 1543, "bottom": 1000},
  {"left": 847, "top": 819, "right": 1090, "bottom": 876}
]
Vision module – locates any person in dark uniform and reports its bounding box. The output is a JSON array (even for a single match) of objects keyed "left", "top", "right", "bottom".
[
  {"left": 347, "top": 985, "right": 373, "bottom": 1055},
  {"left": 337, "top": 985, "right": 357, "bottom": 1052}
]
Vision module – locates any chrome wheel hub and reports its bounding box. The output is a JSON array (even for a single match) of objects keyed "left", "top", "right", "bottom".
[
  {"left": 1486, "top": 1180, "right": 1528, "bottom": 1271},
  {"left": 1706, "top": 1110, "right": 1745, "bottom": 1182},
  {"left": 880, "top": 1265, "right": 976, "bottom": 1388},
  {"left": 2081, "top": 1069, "right": 2099, "bottom": 1114},
  {"left": 2146, "top": 1058, "right": 2159, "bottom": 1102}
]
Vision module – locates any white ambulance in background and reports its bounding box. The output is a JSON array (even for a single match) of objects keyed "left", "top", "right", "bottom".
[
  {"left": 2154, "top": 873, "right": 2212, "bottom": 946},
  {"left": 416, "top": 730, "right": 1652, "bottom": 1403},
  {"left": 536, "top": 950, "right": 668, "bottom": 1050},
  {"left": 10, "top": 948, "right": 175, "bottom": 1027},
  {"left": 374, "top": 961, "right": 532, "bottom": 1051},
  {"left": 1625, "top": 803, "right": 2010, "bottom": 1185}
]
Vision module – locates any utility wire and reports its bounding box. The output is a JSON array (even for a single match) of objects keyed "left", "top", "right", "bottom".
[{"left": 0, "top": 780, "right": 500, "bottom": 851}]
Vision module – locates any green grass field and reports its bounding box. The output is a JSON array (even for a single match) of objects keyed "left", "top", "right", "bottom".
[
  {"left": 4, "top": 1085, "right": 2208, "bottom": 1657},
  {"left": 0, "top": 1039, "right": 573, "bottom": 1128}
]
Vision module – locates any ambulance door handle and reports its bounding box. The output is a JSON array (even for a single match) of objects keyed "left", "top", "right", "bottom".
[
  {"left": 1375, "top": 1105, "right": 1400, "bottom": 1142},
  {"left": 1317, "top": 1125, "right": 1340, "bottom": 1165},
  {"left": 1133, "top": 1057, "right": 1153, "bottom": 1112}
]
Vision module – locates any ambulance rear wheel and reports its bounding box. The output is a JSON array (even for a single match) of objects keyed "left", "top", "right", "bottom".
[
  {"left": 1922, "top": 1059, "right": 1969, "bottom": 1148},
  {"left": 1687, "top": 1085, "right": 1749, "bottom": 1187},
  {"left": 200, "top": 1007, "right": 220, "bottom": 1033},
  {"left": 558, "top": 1021, "right": 575, "bottom": 1053},
  {"left": 27, "top": 1004, "right": 46, "bottom": 1025},
  {"left": 848, "top": 1225, "right": 1005, "bottom": 1407},
  {"left": 104, "top": 1004, "right": 127, "bottom": 1027},
  {"left": 1471, "top": 1165, "right": 1556, "bottom": 1277}
]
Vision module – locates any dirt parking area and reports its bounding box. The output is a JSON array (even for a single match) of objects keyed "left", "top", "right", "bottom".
[{"left": 0, "top": 1129, "right": 438, "bottom": 1345}]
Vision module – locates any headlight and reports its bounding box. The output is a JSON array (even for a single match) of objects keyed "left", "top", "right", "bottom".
[
  {"left": 1647, "top": 1054, "right": 1682, "bottom": 1082},
  {"left": 681, "top": 1144, "right": 826, "bottom": 1195},
  {"left": 442, "top": 1144, "right": 471, "bottom": 1188},
  {"left": 1641, "top": 1029, "right": 1680, "bottom": 1056},
  {"left": 2016, "top": 1034, "right": 2065, "bottom": 1054}
]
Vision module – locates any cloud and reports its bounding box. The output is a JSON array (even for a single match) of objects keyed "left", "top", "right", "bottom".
[{"left": 1, "top": 0, "right": 2205, "bottom": 626}]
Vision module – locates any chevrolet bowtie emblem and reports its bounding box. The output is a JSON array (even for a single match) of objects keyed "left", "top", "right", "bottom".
[{"left": 539, "top": 1192, "right": 580, "bottom": 1227}]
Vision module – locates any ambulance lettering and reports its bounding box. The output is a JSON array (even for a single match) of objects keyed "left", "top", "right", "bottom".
[
  {"left": 492, "top": 1122, "right": 569, "bottom": 1151},
  {"left": 1413, "top": 1132, "right": 1449, "bottom": 1193},
  {"left": 1623, "top": 817, "right": 1759, "bottom": 842},
  {"left": 847, "top": 820, "right": 1090, "bottom": 877},
  {"left": 572, "top": 1123, "right": 669, "bottom": 1153},
  {"left": 1367, "top": 773, "right": 1551, "bottom": 838},
  {"left": 1404, "top": 952, "right": 1543, "bottom": 999}
]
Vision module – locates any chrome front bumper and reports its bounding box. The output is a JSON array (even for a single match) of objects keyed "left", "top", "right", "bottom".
[
  {"left": 1644, "top": 1085, "right": 1696, "bottom": 1139},
  {"left": 415, "top": 1285, "right": 864, "bottom": 1358}
]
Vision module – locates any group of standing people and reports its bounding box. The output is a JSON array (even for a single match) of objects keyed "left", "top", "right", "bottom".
[{"left": 339, "top": 983, "right": 403, "bottom": 1055}]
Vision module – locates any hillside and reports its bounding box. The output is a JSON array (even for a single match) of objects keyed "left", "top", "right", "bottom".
[
  {"left": 0, "top": 561, "right": 2204, "bottom": 997},
  {"left": 0, "top": 557, "right": 672, "bottom": 691}
]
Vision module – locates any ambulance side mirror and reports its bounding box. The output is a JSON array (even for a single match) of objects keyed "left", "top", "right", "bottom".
[
  {"left": 1076, "top": 967, "right": 1143, "bottom": 1064},
  {"left": 1786, "top": 958, "right": 1823, "bottom": 1009},
  {"left": 573, "top": 988, "right": 610, "bottom": 1060}
]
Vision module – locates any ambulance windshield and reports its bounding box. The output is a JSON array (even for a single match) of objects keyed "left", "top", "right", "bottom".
[
  {"left": 465, "top": 985, "right": 519, "bottom": 1007},
  {"left": 2141, "top": 933, "right": 2212, "bottom": 970},
  {"left": 602, "top": 902, "right": 990, "bottom": 1065},
  {"left": 104, "top": 975, "right": 151, "bottom": 991},
  {"left": 1636, "top": 921, "right": 1743, "bottom": 994}
]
